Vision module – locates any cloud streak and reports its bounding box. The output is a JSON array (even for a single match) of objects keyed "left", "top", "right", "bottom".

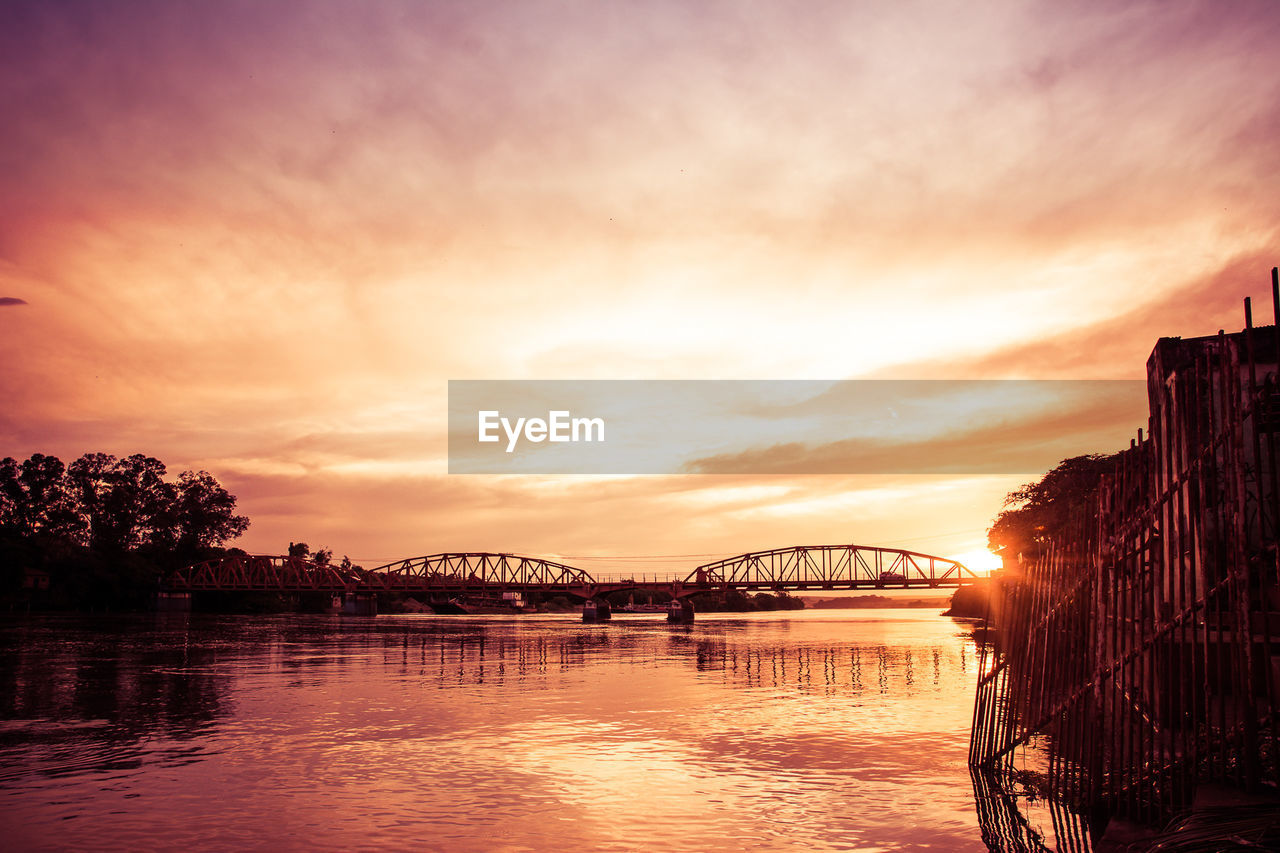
[
  {"left": 872, "top": 249, "right": 1280, "bottom": 379},
  {"left": 686, "top": 386, "right": 1145, "bottom": 475}
]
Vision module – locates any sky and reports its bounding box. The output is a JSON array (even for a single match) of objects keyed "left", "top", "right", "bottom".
[{"left": 3, "top": 0, "right": 1280, "bottom": 576}]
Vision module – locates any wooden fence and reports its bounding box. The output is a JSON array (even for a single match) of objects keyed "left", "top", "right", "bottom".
[{"left": 971, "top": 269, "right": 1280, "bottom": 831}]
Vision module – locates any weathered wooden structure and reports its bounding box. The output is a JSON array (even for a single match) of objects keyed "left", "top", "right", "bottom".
[{"left": 971, "top": 269, "right": 1280, "bottom": 833}]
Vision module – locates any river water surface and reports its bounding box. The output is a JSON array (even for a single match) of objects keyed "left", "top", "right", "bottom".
[{"left": 1, "top": 610, "right": 999, "bottom": 851}]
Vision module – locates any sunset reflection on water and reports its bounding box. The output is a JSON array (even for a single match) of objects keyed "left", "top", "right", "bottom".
[{"left": 1, "top": 611, "right": 991, "bottom": 851}]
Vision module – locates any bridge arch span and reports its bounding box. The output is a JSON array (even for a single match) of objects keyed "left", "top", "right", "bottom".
[
  {"left": 685, "top": 544, "right": 974, "bottom": 590},
  {"left": 364, "top": 552, "right": 596, "bottom": 592},
  {"left": 165, "top": 546, "right": 975, "bottom": 600}
]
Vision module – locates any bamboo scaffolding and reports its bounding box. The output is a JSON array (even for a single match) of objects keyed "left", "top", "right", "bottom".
[{"left": 971, "top": 273, "right": 1280, "bottom": 837}]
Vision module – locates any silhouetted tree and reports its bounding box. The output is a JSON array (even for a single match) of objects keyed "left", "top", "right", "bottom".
[
  {"left": 773, "top": 590, "right": 804, "bottom": 610},
  {"left": 284, "top": 544, "right": 333, "bottom": 567},
  {"left": 1, "top": 451, "right": 250, "bottom": 608},
  {"left": 1, "top": 454, "right": 82, "bottom": 540},
  {"left": 988, "top": 453, "right": 1119, "bottom": 561},
  {"left": 67, "top": 453, "right": 122, "bottom": 552},
  {"left": 170, "top": 471, "right": 249, "bottom": 557}
]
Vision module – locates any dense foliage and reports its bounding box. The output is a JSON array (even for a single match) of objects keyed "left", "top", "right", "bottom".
[
  {"left": 0, "top": 452, "right": 249, "bottom": 609},
  {"left": 695, "top": 589, "right": 806, "bottom": 612},
  {"left": 594, "top": 587, "right": 805, "bottom": 612},
  {"left": 986, "top": 453, "right": 1119, "bottom": 563}
]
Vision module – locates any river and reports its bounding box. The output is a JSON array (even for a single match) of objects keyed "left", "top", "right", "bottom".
[{"left": 0, "top": 610, "right": 1010, "bottom": 851}]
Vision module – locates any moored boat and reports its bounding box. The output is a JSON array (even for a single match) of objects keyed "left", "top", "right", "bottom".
[{"left": 428, "top": 592, "right": 527, "bottom": 615}]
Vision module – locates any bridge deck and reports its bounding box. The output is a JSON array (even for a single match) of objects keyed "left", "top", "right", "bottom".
[{"left": 166, "top": 546, "right": 978, "bottom": 597}]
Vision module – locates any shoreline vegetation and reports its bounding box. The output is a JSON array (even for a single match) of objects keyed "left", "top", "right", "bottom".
[
  {"left": 2, "top": 452, "right": 250, "bottom": 612},
  {"left": 2, "top": 449, "right": 987, "bottom": 617},
  {"left": 939, "top": 582, "right": 992, "bottom": 618},
  {"left": 805, "top": 594, "right": 953, "bottom": 610}
]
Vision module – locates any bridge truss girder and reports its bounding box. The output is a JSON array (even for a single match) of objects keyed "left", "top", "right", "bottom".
[
  {"left": 364, "top": 553, "right": 595, "bottom": 591},
  {"left": 165, "top": 546, "right": 974, "bottom": 598},
  {"left": 686, "top": 545, "right": 974, "bottom": 590}
]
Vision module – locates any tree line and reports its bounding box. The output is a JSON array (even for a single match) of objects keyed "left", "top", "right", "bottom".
[
  {"left": 9, "top": 446, "right": 1116, "bottom": 614},
  {"left": 1, "top": 452, "right": 249, "bottom": 609}
]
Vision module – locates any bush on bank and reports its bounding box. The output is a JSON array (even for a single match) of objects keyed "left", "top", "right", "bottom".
[{"left": 1, "top": 452, "right": 249, "bottom": 611}]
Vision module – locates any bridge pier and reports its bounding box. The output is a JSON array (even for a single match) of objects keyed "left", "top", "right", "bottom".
[
  {"left": 342, "top": 593, "right": 377, "bottom": 616},
  {"left": 666, "top": 599, "right": 694, "bottom": 623},
  {"left": 582, "top": 599, "right": 612, "bottom": 622}
]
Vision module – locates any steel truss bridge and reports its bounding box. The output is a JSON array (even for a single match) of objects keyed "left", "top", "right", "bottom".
[{"left": 165, "top": 545, "right": 976, "bottom": 601}]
